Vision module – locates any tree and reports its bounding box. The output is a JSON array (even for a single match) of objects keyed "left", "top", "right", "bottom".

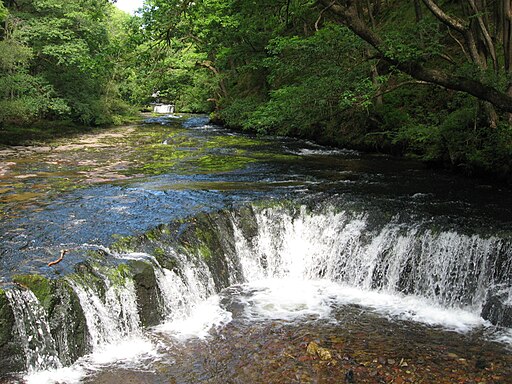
[
  {"left": 0, "top": 2, "right": 69, "bottom": 125},
  {"left": 0, "top": 2, "right": 7, "bottom": 23},
  {"left": 316, "top": 0, "right": 512, "bottom": 117},
  {"left": 1, "top": 0, "right": 138, "bottom": 125}
]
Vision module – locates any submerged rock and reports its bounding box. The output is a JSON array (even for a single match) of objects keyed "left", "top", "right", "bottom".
[
  {"left": 306, "top": 341, "right": 333, "bottom": 361},
  {"left": 481, "top": 290, "right": 512, "bottom": 327}
]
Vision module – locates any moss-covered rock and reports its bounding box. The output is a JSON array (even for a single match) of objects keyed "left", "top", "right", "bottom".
[
  {"left": 232, "top": 205, "right": 259, "bottom": 242},
  {"left": 128, "top": 260, "right": 164, "bottom": 327},
  {"left": 72, "top": 261, "right": 107, "bottom": 299},
  {"left": 9, "top": 275, "right": 90, "bottom": 367},
  {"left": 12, "top": 274, "right": 53, "bottom": 311},
  {"left": 177, "top": 211, "right": 241, "bottom": 290},
  {"left": 0, "top": 290, "right": 25, "bottom": 376}
]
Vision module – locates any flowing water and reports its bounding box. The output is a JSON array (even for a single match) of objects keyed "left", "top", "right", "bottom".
[{"left": 1, "top": 115, "right": 512, "bottom": 383}]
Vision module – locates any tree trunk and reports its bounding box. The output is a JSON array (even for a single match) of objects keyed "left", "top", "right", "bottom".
[
  {"left": 198, "top": 60, "right": 228, "bottom": 99},
  {"left": 468, "top": 0, "right": 498, "bottom": 73},
  {"left": 413, "top": 0, "right": 423, "bottom": 22},
  {"left": 317, "top": 0, "right": 512, "bottom": 113},
  {"left": 499, "top": 0, "right": 512, "bottom": 122}
]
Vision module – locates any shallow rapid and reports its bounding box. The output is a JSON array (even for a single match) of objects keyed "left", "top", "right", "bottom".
[{"left": 1, "top": 115, "right": 511, "bottom": 383}]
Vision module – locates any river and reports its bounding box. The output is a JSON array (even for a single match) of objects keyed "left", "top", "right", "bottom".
[{"left": 0, "top": 115, "right": 511, "bottom": 383}]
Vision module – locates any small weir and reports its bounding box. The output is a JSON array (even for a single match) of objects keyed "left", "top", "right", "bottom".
[
  {"left": 1, "top": 116, "right": 511, "bottom": 383},
  {"left": 2, "top": 201, "right": 512, "bottom": 382}
]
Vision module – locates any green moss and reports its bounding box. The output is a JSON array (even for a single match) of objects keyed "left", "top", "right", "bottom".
[
  {"left": 198, "top": 244, "right": 213, "bottom": 260},
  {"left": 153, "top": 247, "right": 166, "bottom": 258},
  {"left": 129, "top": 144, "right": 199, "bottom": 175},
  {"left": 12, "top": 274, "right": 53, "bottom": 310},
  {"left": 204, "top": 135, "right": 264, "bottom": 148},
  {"left": 161, "top": 226, "right": 171, "bottom": 236},
  {"left": 107, "top": 264, "right": 132, "bottom": 286},
  {"left": 251, "top": 199, "right": 299, "bottom": 210},
  {"left": 250, "top": 151, "right": 299, "bottom": 162},
  {"left": 144, "top": 228, "right": 162, "bottom": 242},
  {"left": 194, "top": 154, "right": 256, "bottom": 173},
  {"left": 111, "top": 234, "right": 135, "bottom": 252}
]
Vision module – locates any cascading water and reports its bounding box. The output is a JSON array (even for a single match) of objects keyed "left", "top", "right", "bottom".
[
  {"left": 2, "top": 263, "right": 156, "bottom": 384},
  {"left": 119, "top": 250, "right": 231, "bottom": 339},
  {"left": 5, "top": 289, "right": 62, "bottom": 373},
  {"left": 232, "top": 205, "right": 512, "bottom": 323},
  {"left": 3, "top": 201, "right": 512, "bottom": 382},
  {"left": 67, "top": 276, "right": 142, "bottom": 350}
]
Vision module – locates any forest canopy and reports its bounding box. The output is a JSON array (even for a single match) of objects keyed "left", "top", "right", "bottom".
[{"left": 2, "top": 0, "right": 512, "bottom": 179}]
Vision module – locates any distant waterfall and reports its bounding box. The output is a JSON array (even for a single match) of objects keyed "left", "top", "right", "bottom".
[{"left": 153, "top": 104, "right": 174, "bottom": 114}]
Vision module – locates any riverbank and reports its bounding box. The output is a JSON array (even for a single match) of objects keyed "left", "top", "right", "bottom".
[
  {"left": 0, "top": 114, "right": 144, "bottom": 146},
  {"left": 213, "top": 110, "right": 512, "bottom": 188}
]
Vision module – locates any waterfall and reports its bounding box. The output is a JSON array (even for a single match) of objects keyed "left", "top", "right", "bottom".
[
  {"left": 3, "top": 201, "right": 512, "bottom": 380},
  {"left": 153, "top": 104, "right": 174, "bottom": 114},
  {"left": 121, "top": 251, "right": 229, "bottom": 339},
  {"left": 232, "top": 205, "right": 512, "bottom": 313},
  {"left": 154, "top": 253, "right": 216, "bottom": 321},
  {"left": 5, "top": 289, "right": 62, "bottom": 373},
  {"left": 66, "top": 273, "right": 142, "bottom": 351}
]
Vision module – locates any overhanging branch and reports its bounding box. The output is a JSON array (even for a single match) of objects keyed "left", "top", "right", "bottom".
[{"left": 317, "top": 0, "right": 512, "bottom": 113}]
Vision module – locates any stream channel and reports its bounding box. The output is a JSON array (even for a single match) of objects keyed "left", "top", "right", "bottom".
[{"left": 0, "top": 115, "right": 511, "bottom": 383}]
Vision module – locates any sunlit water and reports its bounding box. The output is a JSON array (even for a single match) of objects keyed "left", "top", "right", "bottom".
[
  {"left": 21, "top": 278, "right": 512, "bottom": 384},
  {"left": 1, "top": 115, "right": 512, "bottom": 383}
]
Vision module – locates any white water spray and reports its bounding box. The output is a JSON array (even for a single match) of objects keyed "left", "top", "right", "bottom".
[
  {"left": 120, "top": 251, "right": 230, "bottom": 339},
  {"left": 6, "top": 289, "right": 62, "bottom": 373},
  {"left": 231, "top": 205, "right": 509, "bottom": 331}
]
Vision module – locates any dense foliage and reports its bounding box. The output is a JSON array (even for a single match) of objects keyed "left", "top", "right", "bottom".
[
  {"left": 2, "top": 0, "right": 512, "bottom": 180},
  {"left": 0, "top": 0, "right": 138, "bottom": 126},
  {"left": 142, "top": 0, "right": 512, "bottom": 180}
]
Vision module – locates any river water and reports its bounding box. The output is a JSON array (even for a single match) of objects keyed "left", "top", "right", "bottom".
[{"left": 1, "top": 115, "right": 511, "bottom": 383}]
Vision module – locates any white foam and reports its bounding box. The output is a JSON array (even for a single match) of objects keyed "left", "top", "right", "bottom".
[
  {"left": 240, "top": 279, "right": 334, "bottom": 320},
  {"left": 330, "top": 285, "right": 485, "bottom": 331},
  {"left": 490, "top": 328, "right": 512, "bottom": 347},
  {"left": 292, "top": 148, "right": 359, "bottom": 156},
  {"left": 88, "top": 336, "right": 156, "bottom": 365},
  {"left": 155, "top": 295, "right": 232, "bottom": 340},
  {"left": 25, "top": 366, "right": 86, "bottom": 384},
  {"left": 24, "top": 336, "right": 157, "bottom": 384},
  {"left": 239, "top": 279, "right": 485, "bottom": 332}
]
